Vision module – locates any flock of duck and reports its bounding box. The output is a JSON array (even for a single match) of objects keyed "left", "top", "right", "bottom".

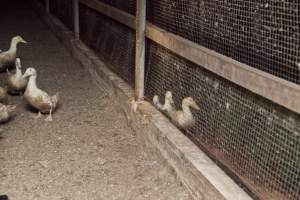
[
  {"left": 153, "top": 91, "right": 199, "bottom": 129},
  {"left": 0, "top": 36, "right": 197, "bottom": 129},
  {"left": 0, "top": 36, "right": 59, "bottom": 124}
]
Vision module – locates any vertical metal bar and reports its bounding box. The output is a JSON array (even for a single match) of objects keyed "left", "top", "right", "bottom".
[
  {"left": 45, "top": 0, "right": 50, "bottom": 13},
  {"left": 135, "top": 0, "right": 146, "bottom": 100},
  {"left": 73, "top": 0, "right": 80, "bottom": 39}
]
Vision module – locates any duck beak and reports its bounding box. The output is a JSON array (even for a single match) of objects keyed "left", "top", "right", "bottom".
[
  {"left": 22, "top": 73, "right": 29, "bottom": 79},
  {"left": 192, "top": 102, "right": 200, "bottom": 110},
  {"left": 20, "top": 38, "right": 28, "bottom": 44}
]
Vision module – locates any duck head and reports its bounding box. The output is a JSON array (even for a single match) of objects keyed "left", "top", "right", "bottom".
[
  {"left": 12, "top": 36, "right": 27, "bottom": 45},
  {"left": 165, "top": 91, "right": 174, "bottom": 104},
  {"left": 182, "top": 97, "right": 200, "bottom": 110},
  {"left": 22, "top": 67, "right": 37, "bottom": 79}
]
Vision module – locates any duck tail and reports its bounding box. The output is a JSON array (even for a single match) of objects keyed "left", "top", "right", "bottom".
[
  {"left": 153, "top": 95, "right": 163, "bottom": 110},
  {"left": 51, "top": 92, "right": 60, "bottom": 109}
]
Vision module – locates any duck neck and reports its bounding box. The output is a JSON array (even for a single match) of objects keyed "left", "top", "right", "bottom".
[
  {"left": 8, "top": 40, "right": 18, "bottom": 53},
  {"left": 165, "top": 99, "right": 172, "bottom": 108},
  {"left": 182, "top": 103, "right": 192, "bottom": 116},
  {"left": 15, "top": 68, "right": 22, "bottom": 77},
  {"left": 27, "top": 75, "right": 38, "bottom": 90}
]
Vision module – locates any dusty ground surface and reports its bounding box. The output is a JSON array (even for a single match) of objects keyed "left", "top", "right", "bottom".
[{"left": 0, "top": 1, "right": 192, "bottom": 200}]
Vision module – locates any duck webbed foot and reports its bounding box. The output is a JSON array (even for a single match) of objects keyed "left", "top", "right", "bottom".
[
  {"left": 45, "top": 110, "right": 53, "bottom": 122},
  {"left": 34, "top": 112, "right": 42, "bottom": 120}
]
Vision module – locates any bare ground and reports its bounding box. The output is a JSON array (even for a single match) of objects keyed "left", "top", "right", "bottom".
[{"left": 0, "top": 1, "right": 192, "bottom": 200}]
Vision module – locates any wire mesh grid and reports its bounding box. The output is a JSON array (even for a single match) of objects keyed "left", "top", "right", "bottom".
[
  {"left": 79, "top": 4, "right": 136, "bottom": 86},
  {"left": 145, "top": 41, "right": 300, "bottom": 200},
  {"left": 96, "top": 0, "right": 136, "bottom": 15},
  {"left": 49, "top": 0, "right": 74, "bottom": 30},
  {"left": 147, "top": 0, "right": 300, "bottom": 84}
]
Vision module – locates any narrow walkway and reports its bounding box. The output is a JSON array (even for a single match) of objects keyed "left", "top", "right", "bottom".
[{"left": 0, "top": 1, "right": 191, "bottom": 200}]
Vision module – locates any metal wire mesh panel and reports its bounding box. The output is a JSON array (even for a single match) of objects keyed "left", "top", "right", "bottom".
[
  {"left": 50, "top": 0, "right": 74, "bottom": 30},
  {"left": 145, "top": 41, "right": 300, "bottom": 200},
  {"left": 147, "top": 0, "right": 300, "bottom": 84},
  {"left": 96, "top": 0, "right": 136, "bottom": 15},
  {"left": 79, "top": 4, "right": 136, "bottom": 86}
]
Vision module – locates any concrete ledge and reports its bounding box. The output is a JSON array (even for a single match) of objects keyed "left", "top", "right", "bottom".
[{"left": 32, "top": 2, "right": 253, "bottom": 200}]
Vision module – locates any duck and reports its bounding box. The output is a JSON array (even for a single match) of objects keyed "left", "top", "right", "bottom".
[
  {"left": 153, "top": 91, "right": 175, "bottom": 114},
  {"left": 7, "top": 58, "right": 28, "bottom": 94},
  {"left": 169, "top": 97, "right": 200, "bottom": 129},
  {"left": 0, "top": 36, "right": 27, "bottom": 72},
  {"left": 0, "top": 86, "right": 8, "bottom": 103},
  {"left": 0, "top": 103, "right": 16, "bottom": 123},
  {"left": 22, "top": 68, "right": 59, "bottom": 122}
]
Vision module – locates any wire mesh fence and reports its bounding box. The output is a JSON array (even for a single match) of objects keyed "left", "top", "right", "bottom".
[
  {"left": 145, "top": 41, "right": 300, "bottom": 200},
  {"left": 47, "top": 1, "right": 300, "bottom": 200},
  {"left": 49, "top": 0, "right": 74, "bottom": 30},
  {"left": 147, "top": 0, "right": 300, "bottom": 84},
  {"left": 79, "top": 4, "right": 136, "bottom": 87}
]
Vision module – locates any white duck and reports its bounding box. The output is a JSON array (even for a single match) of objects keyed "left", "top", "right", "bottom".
[
  {"left": 7, "top": 58, "right": 28, "bottom": 94},
  {"left": 0, "top": 36, "right": 27, "bottom": 72},
  {"left": 169, "top": 97, "right": 200, "bottom": 129},
  {"left": 0, "top": 103, "right": 16, "bottom": 123},
  {"left": 22, "top": 68, "right": 59, "bottom": 121},
  {"left": 153, "top": 91, "right": 175, "bottom": 114}
]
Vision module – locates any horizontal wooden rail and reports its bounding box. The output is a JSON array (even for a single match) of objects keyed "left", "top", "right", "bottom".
[
  {"left": 80, "top": 0, "right": 135, "bottom": 29},
  {"left": 79, "top": 0, "right": 300, "bottom": 113}
]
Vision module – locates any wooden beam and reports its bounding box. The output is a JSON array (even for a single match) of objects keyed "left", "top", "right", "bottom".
[
  {"left": 45, "top": 0, "right": 50, "bottom": 13},
  {"left": 78, "top": 0, "right": 300, "bottom": 113},
  {"left": 73, "top": 0, "right": 80, "bottom": 39},
  {"left": 135, "top": 0, "right": 146, "bottom": 100},
  {"left": 79, "top": 0, "right": 135, "bottom": 29}
]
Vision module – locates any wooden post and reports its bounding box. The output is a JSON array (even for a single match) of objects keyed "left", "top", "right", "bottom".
[
  {"left": 45, "top": 0, "right": 50, "bottom": 13},
  {"left": 135, "top": 0, "right": 146, "bottom": 100},
  {"left": 73, "top": 0, "right": 80, "bottom": 39}
]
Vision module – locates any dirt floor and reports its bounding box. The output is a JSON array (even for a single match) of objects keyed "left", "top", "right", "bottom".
[{"left": 0, "top": 1, "right": 192, "bottom": 200}]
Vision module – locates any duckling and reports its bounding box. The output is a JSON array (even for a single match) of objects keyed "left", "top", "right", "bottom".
[
  {"left": 0, "top": 86, "right": 8, "bottom": 103},
  {"left": 22, "top": 68, "right": 59, "bottom": 122},
  {"left": 7, "top": 58, "right": 28, "bottom": 94},
  {"left": 169, "top": 97, "right": 199, "bottom": 129},
  {"left": 153, "top": 91, "right": 175, "bottom": 114},
  {"left": 0, "top": 36, "right": 27, "bottom": 72},
  {"left": 0, "top": 103, "right": 16, "bottom": 123}
]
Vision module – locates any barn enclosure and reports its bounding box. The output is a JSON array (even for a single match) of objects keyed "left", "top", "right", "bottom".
[{"left": 0, "top": 0, "right": 299, "bottom": 199}]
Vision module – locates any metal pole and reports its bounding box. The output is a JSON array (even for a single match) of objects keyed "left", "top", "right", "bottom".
[
  {"left": 45, "top": 0, "right": 50, "bottom": 13},
  {"left": 135, "top": 0, "right": 146, "bottom": 100},
  {"left": 73, "top": 0, "right": 80, "bottom": 39}
]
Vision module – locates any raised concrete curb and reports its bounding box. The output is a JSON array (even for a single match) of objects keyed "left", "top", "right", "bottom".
[{"left": 32, "top": 2, "right": 253, "bottom": 200}]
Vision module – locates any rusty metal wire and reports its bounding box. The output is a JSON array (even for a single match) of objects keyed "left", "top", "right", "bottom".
[
  {"left": 147, "top": 0, "right": 300, "bottom": 84},
  {"left": 145, "top": 41, "right": 300, "bottom": 200},
  {"left": 79, "top": 4, "right": 136, "bottom": 86}
]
